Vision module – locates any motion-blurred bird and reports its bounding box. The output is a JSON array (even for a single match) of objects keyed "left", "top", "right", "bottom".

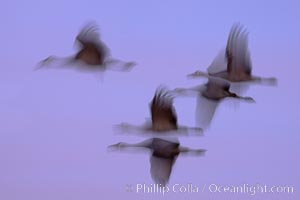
[
  {"left": 174, "top": 77, "right": 254, "bottom": 130},
  {"left": 175, "top": 77, "right": 254, "bottom": 101},
  {"left": 36, "top": 22, "right": 136, "bottom": 72},
  {"left": 188, "top": 24, "right": 277, "bottom": 85},
  {"left": 108, "top": 137, "right": 206, "bottom": 186},
  {"left": 116, "top": 86, "right": 202, "bottom": 135}
]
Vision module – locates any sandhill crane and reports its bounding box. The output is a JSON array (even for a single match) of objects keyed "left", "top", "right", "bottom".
[
  {"left": 108, "top": 137, "right": 206, "bottom": 186},
  {"left": 174, "top": 77, "right": 254, "bottom": 130},
  {"left": 36, "top": 22, "right": 136, "bottom": 72},
  {"left": 175, "top": 77, "right": 254, "bottom": 101},
  {"left": 188, "top": 24, "right": 277, "bottom": 85},
  {"left": 116, "top": 86, "right": 202, "bottom": 136}
]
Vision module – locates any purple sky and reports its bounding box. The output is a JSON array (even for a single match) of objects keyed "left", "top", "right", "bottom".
[{"left": 1, "top": 0, "right": 300, "bottom": 199}]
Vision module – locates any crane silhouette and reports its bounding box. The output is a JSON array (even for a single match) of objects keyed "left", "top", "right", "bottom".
[
  {"left": 108, "top": 137, "right": 206, "bottom": 186},
  {"left": 188, "top": 24, "right": 277, "bottom": 85},
  {"left": 36, "top": 22, "right": 136, "bottom": 72}
]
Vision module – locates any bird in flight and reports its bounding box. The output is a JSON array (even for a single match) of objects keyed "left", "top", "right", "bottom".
[
  {"left": 116, "top": 86, "right": 203, "bottom": 136},
  {"left": 174, "top": 77, "right": 254, "bottom": 130},
  {"left": 188, "top": 24, "right": 277, "bottom": 86},
  {"left": 108, "top": 137, "right": 206, "bottom": 186},
  {"left": 36, "top": 22, "right": 136, "bottom": 72}
]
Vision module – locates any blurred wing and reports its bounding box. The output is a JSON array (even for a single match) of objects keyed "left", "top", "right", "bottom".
[
  {"left": 207, "top": 49, "right": 227, "bottom": 74},
  {"left": 76, "top": 22, "right": 100, "bottom": 43},
  {"left": 150, "top": 156, "right": 175, "bottom": 186},
  {"left": 75, "top": 23, "right": 110, "bottom": 59},
  {"left": 226, "top": 24, "right": 252, "bottom": 75},
  {"left": 195, "top": 93, "right": 219, "bottom": 130},
  {"left": 150, "top": 87, "right": 178, "bottom": 131}
]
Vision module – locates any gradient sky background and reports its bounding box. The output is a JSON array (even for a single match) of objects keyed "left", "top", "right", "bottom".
[{"left": 1, "top": 0, "right": 300, "bottom": 199}]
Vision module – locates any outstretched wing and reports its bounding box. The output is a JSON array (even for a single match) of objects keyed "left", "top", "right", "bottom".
[
  {"left": 150, "top": 156, "right": 175, "bottom": 186},
  {"left": 226, "top": 24, "right": 252, "bottom": 75},
  {"left": 75, "top": 22, "right": 110, "bottom": 65},
  {"left": 207, "top": 49, "right": 227, "bottom": 74},
  {"left": 150, "top": 87, "right": 178, "bottom": 131},
  {"left": 195, "top": 93, "right": 219, "bottom": 130}
]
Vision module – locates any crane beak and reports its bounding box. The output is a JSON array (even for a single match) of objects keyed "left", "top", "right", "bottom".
[
  {"left": 243, "top": 96, "right": 256, "bottom": 103},
  {"left": 187, "top": 70, "right": 207, "bottom": 79},
  {"left": 187, "top": 72, "right": 197, "bottom": 78}
]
